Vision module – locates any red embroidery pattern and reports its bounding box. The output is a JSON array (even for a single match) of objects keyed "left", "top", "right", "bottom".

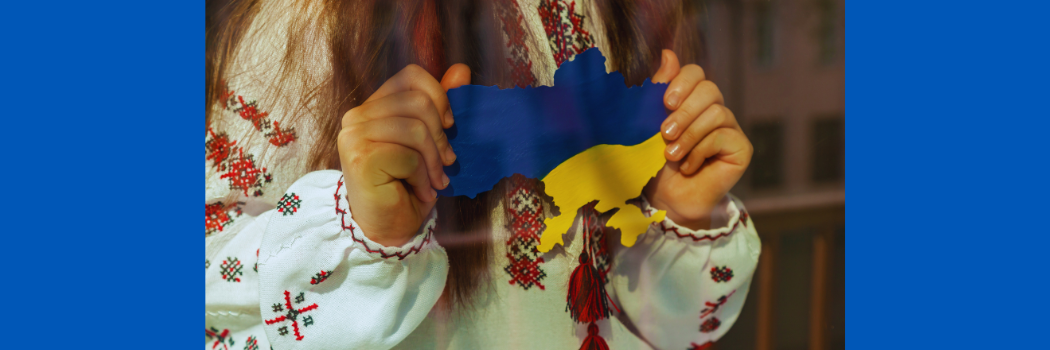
[
  {"left": 277, "top": 193, "right": 302, "bottom": 216},
  {"left": 310, "top": 270, "right": 332, "bottom": 285},
  {"left": 206, "top": 129, "right": 237, "bottom": 170},
  {"left": 700, "top": 317, "right": 721, "bottom": 333},
  {"left": 503, "top": 175, "right": 548, "bottom": 290},
  {"left": 206, "top": 327, "right": 234, "bottom": 350},
  {"left": 537, "top": 0, "right": 594, "bottom": 66},
  {"left": 243, "top": 336, "right": 259, "bottom": 350},
  {"left": 689, "top": 342, "right": 714, "bottom": 350},
  {"left": 205, "top": 202, "right": 240, "bottom": 236},
  {"left": 700, "top": 290, "right": 736, "bottom": 318},
  {"left": 220, "top": 257, "right": 244, "bottom": 283},
  {"left": 711, "top": 266, "right": 734, "bottom": 283},
  {"left": 234, "top": 95, "right": 270, "bottom": 132},
  {"left": 495, "top": 0, "right": 537, "bottom": 88},
  {"left": 266, "top": 121, "right": 297, "bottom": 147},
  {"left": 335, "top": 176, "right": 434, "bottom": 260},
  {"left": 265, "top": 291, "right": 319, "bottom": 341},
  {"left": 738, "top": 207, "right": 750, "bottom": 228},
  {"left": 220, "top": 148, "right": 273, "bottom": 197}
]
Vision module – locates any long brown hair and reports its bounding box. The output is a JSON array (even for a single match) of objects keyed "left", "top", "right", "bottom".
[{"left": 206, "top": 0, "right": 706, "bottom": 310}]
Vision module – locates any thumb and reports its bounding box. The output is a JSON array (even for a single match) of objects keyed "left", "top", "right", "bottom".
[
  {"left": 441, "top": 63, "right": 472, "bottom": 91},
  {"left": 652, "top": 50, "right": 680, "bottom": 84}
]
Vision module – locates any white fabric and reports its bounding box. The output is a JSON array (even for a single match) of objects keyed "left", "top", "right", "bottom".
[{"left": 205, "top": 170, "right": 760, "bottom": 349}]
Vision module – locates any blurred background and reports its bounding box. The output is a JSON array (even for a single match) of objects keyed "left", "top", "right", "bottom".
[{"left": 697, "top": 0, "right": 844, "bottom": 349}]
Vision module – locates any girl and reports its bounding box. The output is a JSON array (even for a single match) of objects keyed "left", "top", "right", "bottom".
[{"left": 205, "top": 0, "right": 759, "bottom": 349}]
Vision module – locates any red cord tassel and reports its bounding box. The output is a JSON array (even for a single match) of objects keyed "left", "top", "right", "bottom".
[
  {"left": 579, "top": 323, "right": 610, "bottom": 350},
  {"left": 566, "top": 252, "right": 618, "bottom": 323}
]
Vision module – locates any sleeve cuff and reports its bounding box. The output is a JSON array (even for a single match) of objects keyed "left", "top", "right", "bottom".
[
  {"left": 635, "top": 195, "right": 749, "bottom": 242},
  {"left": 335, "top": 175, "right": 439, "bottom": 261}
]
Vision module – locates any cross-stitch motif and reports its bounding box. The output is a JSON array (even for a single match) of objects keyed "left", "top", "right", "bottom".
[
  {"left": 206, "top": 202, "right": 238, "bottom": 236},
  {"left": 711, "top": 266, "right": 734, "bottom": 283},
  {"left": 503, "top": 175, "right": 548, "bottom": 290},
  {"left": 700, "top": 290, "right": 736, "bottom": 318},
  {"left": 243, "top": 336, "right": 259, "bottom": 350},
  {"left": 310, "top": 270, "right": 332, "bottom": 285},
  {"left": 495, "top": 0, "right": 537, "bottom": 88},
  {"left": 206, "top": 129, "right": 237, "bottom": 170},
  {"left": 265, "top": 121, "right": 297, "bottom": 147},
  {"left": 233, "top": 96, "right": 271, "bottom": 132},
  {"left": 206, "top": 327, "right": 234, "bottom": 350},
  {"left": 700, "top": 317, "right": 721, "bottom": 333},
  {"left": 277, "top": 193, "right": 302, "bottom": 216},
  {"left": 220, "top": 257, "right": 243, "bottom": 283},
  {"left": 220, "top": 148, "right": 273, "bottom": 197},
  {"left": 537, "top": 0, "right": 594, "bottom": 66},
  {"left": 265, "top": 290, "right": 319, "bottom": 341}
]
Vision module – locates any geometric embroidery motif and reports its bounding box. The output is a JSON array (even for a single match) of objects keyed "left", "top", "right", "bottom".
[
  {"left": 495, "top": 0, "right": 538, "bottom": 88},
  {"left": 700, "top": 317, "right": 721, "bottom": 333},
  {"left": 265, "top": 121, "right": 296, "bottom": 147},
  {"left": 206, "top": 129, "right": 237, "bottom": 170},
  {"left": 220, "top": 257, "right": 243, "bottom": 283},
  {"left": 206, "top": 327, "right": 234, "bottom": 350},
  {"left": 205, "top": 202, "right": 237, "bottom": 237},
  {"left": 264, "top": 290, "right": 319, "bottom": 341},
  {"left": 711, "top": 266, "right": 734, "bottom": 283},
  {"left": 537, "top": 0, "right": 594, "bottom": 67},
  {"left": 220, "top": 148, "right": 273, "bottom": 198},
  {"left": 277, "top": 193, "right": 301, "bottom": 216},
  {"left": 503, "top": 175, "right": 547, "bottom": 291},
  {"left": 242, "top": 335, "right": 259, "bottom": 350},
  {"left": 310, "top": 270, "right": 331, "bottom": 285}
]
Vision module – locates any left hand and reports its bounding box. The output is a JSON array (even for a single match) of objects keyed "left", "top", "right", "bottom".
[{"left": 642, "top": 50, "right": 753, "bottom": 230}]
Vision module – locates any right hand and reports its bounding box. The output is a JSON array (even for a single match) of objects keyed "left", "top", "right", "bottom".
[{"left": 338, "top": 64, "right": 471, "bottom": 247}]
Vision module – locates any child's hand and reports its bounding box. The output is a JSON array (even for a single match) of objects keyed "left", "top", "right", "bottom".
[
  {"left": 338, "top": 64, "right": 471, "bottom": 247},
  {"left": 644, "top": 50, "right": 753, "bottom": 230}
]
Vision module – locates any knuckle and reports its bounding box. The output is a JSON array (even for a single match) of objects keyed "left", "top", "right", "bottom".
[
  {"left": 683, "top": 64, "right": 705, "bottom": 78},
  {"left": 407, "top": 119, "right": 428, "bottom": 140},
  {"left": 342, "top": 107, "right": 361, "bottom": 125}
]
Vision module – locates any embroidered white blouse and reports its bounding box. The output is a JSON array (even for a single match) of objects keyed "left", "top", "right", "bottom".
[{"left": 205, "top": 1, "right": 761, "bottom": 349}]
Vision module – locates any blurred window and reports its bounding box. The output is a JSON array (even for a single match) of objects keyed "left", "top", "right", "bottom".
[
  {"left": 755, "top": 1, "right": 775, "bottom": 66},
  {"left": 811, "top": 117, "right": 844, "bottom": 183},
  {"left": 817, "top": 0, "right": 836, "bottom": 64},
  {"left": 750, "top": 121, "right": 784, "bottom": 189}
]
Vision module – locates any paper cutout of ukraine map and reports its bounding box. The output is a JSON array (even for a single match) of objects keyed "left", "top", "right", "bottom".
[{"left": 442, "top": 48, "right": 668, "bottom": 251}]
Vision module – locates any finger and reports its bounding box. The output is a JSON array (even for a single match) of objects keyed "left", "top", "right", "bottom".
[
  {"left": 679, "top": 128, "right": 752, "bottom": 175},
  {"left": 366, "top": 143, "right": 437, "bottom": 203},
  {"left": 662, "top": 79, "right": 725, "bottom": 141},
  {"left": 441, "top": 63, "right": 472, "bottom": 92},
  {"left": 665, "top": 104, "right": 738, "bottom": 161},
  {"left": 367, "top": 64, "right": 454, "bottom": 127},
  {"left": 343, "top": 90, "right": 454, "bottom": 165},
  {"left": 652, "top": 50, "right": 681, "bottom": 84},
  {"left": 353, "top": 117, "right": 449, "bottom": 190},
  {"left": 662, "top": 64, "right": 706, "bottom": 111}
]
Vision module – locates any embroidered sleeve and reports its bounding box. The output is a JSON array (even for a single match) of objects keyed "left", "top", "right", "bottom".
[
  {"left": 257, "top": 170, "right": 448, "bottom": 350},
  {"left": 609, "top": 194, "right": 761, "bottom": 349}
]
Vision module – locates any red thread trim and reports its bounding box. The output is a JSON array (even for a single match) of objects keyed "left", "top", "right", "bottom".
[
  {"left": 659, "top": 220, "right": 740, "bottom": 242},
  {"left": 335, "top": 176, "right": 433, "bottom": 260}
]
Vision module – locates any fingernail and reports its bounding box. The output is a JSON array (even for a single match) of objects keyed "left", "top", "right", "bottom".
[
  {"left": 444, "top": 110, "right": 454, "bottom": 125},
  {"left": 442, "top": 173, "right": 450, "bottom": 187},
  {"left": 668, "top": 143, "right": 681, "bottom": 157},
  {"left": 430, "top": 187, "right": 438, "bottom": 200},
  {"left": 667, "top": 92, "right": 680, "bottom": 108},
  {"left": 445, "top": 146, "right": 457, "bottom": 163},
  {"left": 663, "top": 121, "right": 679, "bottom": 137}
]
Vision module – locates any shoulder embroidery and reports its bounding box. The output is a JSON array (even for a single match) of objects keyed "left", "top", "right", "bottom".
[
  {"left": 537, "top": 0, "right": 595, "bottom": 67},
  {"left": 265, "top": 290, "right": 319, "bottom": 341},
  {"left": 220, "top": 148, "right": 274, "bottom": 198},
  {"left": 277, "top": 193, "right": 302, "bottom": 216},
  {"left": 710, "top": 266, "right": 734, "bottom": 283},
  {"left": 206, "top": 202, "right": 242, "bottom": 236},
  {"left": 206, "top": 327, "right": 235, "bottom": 350},
  {"left": 220, "top": 257, "right": 244, "bottom": 283},
  {"left": 504, "top": 175, "right": 548, "bottom": 291}
]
